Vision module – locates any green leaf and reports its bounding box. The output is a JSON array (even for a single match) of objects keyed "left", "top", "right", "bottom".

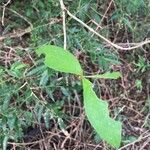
[
  {"left": 37, "top": 105, "right": 44, "bottom": 123},
  {"left": 36, "top": 44, "right": 83, "bottom": 75},
  {"left": 26, "top": 65, "right": 46, "bottom": 76},
  {"left": 44, "top": 110, "right": 51, "bottom": 129},
  {"left": 3, "top": 135, "right": 8, "bottom": 150},
  {"left": 7, "top": 114, "right": 16, "bottom": 130},
  {"left": 82, "top": 78, "right": 122, "bottom": 148},
  {"left": 39, "top": 70, "right": 49, "bottom": 86},
  {"left": 85, "top": 71, "right": 122, "bottom": 79},
  {"left": 11, "top": 61, "right": 27, "bottom": 70}
]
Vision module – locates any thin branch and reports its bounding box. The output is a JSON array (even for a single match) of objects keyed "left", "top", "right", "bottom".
[
  {"left": 63, "top": 5, "right": 150, "bottom": 50},
  {"left": 1, "top": 0, "right": 11, "bottom": 26},
  {"left": 0, "top": 27, "right": 31, "bottom": 41},
  {"left": 59, "top": 0, "right": 67, "bottom": 50},
  {"left": 91, "top": 0, "right": 114, "bottom": 37},
  {"left": 118, "top": 134, "right": 150, "bottom": 150},
  {"left": 99, "top": 0, "right": 114, "bottom": 25},
  {"left": 0, "top": 18, "right": 62, "bottom": 41},
  {"left": 0, "top": 6, "right": 33, "bottom": 28}
]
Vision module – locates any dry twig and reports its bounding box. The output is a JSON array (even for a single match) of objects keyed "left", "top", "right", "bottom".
[
  {"left": 59, "top": 0, "right": 67, "bottom": 50},
  {"left": 60, "top": 2, "right": 150, "bottom": 50},
  {"left": 118, "top": 134, "right": 150, "bottom": 150},
  {"left": 1, "top": 0, "right": 11, "bottom": 26},
  {"left": 0, "top": 19, "right": 62, "bottom": 41}
]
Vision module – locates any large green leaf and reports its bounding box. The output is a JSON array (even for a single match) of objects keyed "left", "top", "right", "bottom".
[
  {"left": 82, "top": 78, "right": 122, "bottom": 148},
  {"left": 36, "top": 45, "right": 83, "bottom": 75}
]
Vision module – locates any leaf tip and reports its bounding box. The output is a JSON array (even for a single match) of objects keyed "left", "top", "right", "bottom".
[{"left": 115, "top": 71, "right": 122, "bottom": 79}]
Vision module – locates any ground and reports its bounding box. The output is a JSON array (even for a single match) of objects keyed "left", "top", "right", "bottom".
[{"left": 0, "top": 0, "right": 150, "bottom": 150}]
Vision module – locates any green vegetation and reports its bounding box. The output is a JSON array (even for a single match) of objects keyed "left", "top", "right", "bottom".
[
  {"left": 37, "top": 44, "right": 122, "bottom": 148},
  {"left": 0, "top": 0, "right": 150, "bottom": 149}
]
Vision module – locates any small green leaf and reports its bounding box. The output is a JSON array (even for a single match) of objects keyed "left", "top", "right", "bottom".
[
  {"left": 82, "top": 78, "right": 122, "bottom": 148},
  {"left": 85, "top": 71, "right": 122, "bottom": 79},
  {"left": 36, "top": 44, "right": 83, "bottom": 75},
  {"left": 40, "top": 70, "right": 49, "bottom": 86},
  {"left": 3, "top": 135, "right": 8, "bottom": 150},
  {"left": 44, "top": 110, "right": 51, "bottom": 129},
  {"left": 26, "top": 65, "right": 46, "bottom": 76},
  {"left": 0, "top": 68, "right": 3, "bottom": 74},
  {"left": 37, "top": 105, "right": 44, "bottom": 123},
  {"left": 7, "top": 114, "right": 16, "bottom": 130}
]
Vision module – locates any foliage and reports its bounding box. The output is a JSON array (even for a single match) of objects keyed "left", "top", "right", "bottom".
[
  {"left": 36, "top": 45, "right": 83, "bottom": 75},
  {"left": 37, "top": 44, "right": 122, "bottom": 148},
  {"left": 82, "top": 78, "right": 121, "bottom": 148},
  {"left": 0, "top": 0, "right": 149, "bottom": 149}
]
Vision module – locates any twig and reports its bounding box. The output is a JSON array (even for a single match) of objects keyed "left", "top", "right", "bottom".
[
  {"left": 1, "top": 0, "right": 11, "bottom": 26},
  {"left": 62, "top": 5, "right": 150, "bottom": 50},
  {"left": 59, "top": 0, "right": 67, "bottom": 50},
  {"left": 0, "top": 6, "right": 33, "bottom": 28},
  {"left": 118, "top": 134, "right": 150, "bottom": 150},
  {"left": 0, "top": 18, "right": 62, "bottom": 41},
  {"left": 91, "top": 0, "right": 114, "bottom": 37},
  {"left": 100, "top": 0, "right": 114, "bottom": 25},
  {"left": 0, "top": 27, "right": 31, "bottom": 41}
]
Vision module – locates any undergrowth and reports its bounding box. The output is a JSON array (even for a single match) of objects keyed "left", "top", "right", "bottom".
[{"left": 0, "top": 0, "right": 150, "bottom": 149}]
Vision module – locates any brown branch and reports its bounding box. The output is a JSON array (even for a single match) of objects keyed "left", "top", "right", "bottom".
[
  {"left": 59, "top": 0, "right": 67, "bottom": 50},
  {"left": 62, "top": 4, "right": 150, "bottom": 50},
  {"left": 0, "top": 19, "right": 62, "bottom": 41}
]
